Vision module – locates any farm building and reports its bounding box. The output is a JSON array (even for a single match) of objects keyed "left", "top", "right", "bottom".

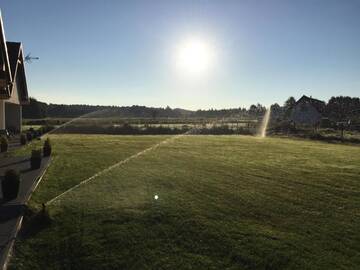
[
  {"left": 291, "top": 95, "right": 325, "bottom": 126},
  {"left": 0, "top": 10, "right": 29, "bottom": 134}
]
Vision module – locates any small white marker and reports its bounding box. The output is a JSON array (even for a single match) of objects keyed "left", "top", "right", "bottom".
[{"left": 154, "top": 195, "right": 159, "bottom": 200}]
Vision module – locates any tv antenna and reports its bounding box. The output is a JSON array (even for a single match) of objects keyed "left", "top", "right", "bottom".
[{"left": 24, "top": 53, "right": 39, "bottom": 63}]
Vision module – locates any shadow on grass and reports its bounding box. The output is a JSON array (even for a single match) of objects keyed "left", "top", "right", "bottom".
[
  {"left": 19, "top": 206, "right": 52, "bottom": 239},
  {"left": 97, "top": 204, "right": 292, "bottom": 269},
  {"left": 12, "top": 204, "right": 293, "bottom": 269}
]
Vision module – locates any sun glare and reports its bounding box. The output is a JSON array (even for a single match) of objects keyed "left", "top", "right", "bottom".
[{"left": 175, "top": 38, "right": 215, "bottom": 75}]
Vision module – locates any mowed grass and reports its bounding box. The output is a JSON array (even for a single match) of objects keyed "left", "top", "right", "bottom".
[
  {"left": 10, "top": 135, "right": 360, "bottom": 269},
  {"left": 13, "top": 134, "right": 169, "bottom": 205}
]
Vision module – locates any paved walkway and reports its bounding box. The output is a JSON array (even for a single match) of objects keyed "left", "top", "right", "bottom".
[{"left": 0, "top": 155, "right": 51, "bottom": 270}]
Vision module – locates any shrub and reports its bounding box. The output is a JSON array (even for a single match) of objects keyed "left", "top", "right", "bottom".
[
  {"left": 36, "top": 130, "right": 42, "bottom": 139},
  {"left": 32, "top": 130, "right": 38, "bottom": 138},
  {"left": 0, "top": 136, "right": 8, "bottom": 152},
  {"left": 42, "top": 125, "right": 55, "bottom": 134},
  {"left": 43, "top": 138, "right": 52, "bottom": 157},
  {"left": 38, "top": 126, "right": 46, "bottom": 136},
  {"left": 30, "top": 129, "right": 39, "bottom": 139},
  {"left": 37, "top": 127, "right": 43, "bottom": 136},
  {"left": 20, "top": 133, "right": 27, "bottom": 145},
  {"left": 2, "top": 169, "right": 20, "bottom": 201},
  {"left": 26, "top": 132, "right": 33, "bottom": 141},
  {"left": 30, "top": 149, "right": 42, "bottom": 170}
]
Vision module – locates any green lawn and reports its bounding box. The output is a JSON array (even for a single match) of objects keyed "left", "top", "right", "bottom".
[
  {"left": 10, "top": 135, "right": 360, "bottom": 269},
  {"left": 13, "top": 134, "right": 169, "bottom": 205},
  {"left": 21, "top": 125, "right": 43, "bottom": 131}
]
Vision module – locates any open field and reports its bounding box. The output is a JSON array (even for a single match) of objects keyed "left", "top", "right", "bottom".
[{"left": 9, "top": 135, "right": 360, "bottom": 269}]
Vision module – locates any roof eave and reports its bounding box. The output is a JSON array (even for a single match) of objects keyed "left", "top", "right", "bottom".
[{"left": 0, "top": 10, "right": 12, "bottom": 83}]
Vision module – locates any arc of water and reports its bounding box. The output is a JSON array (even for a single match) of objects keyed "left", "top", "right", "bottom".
[
  {"left": 44, "top": 117, "right": 222, "bottom": 205},
  {"left": 45, "top": 129, "right": 197, "bottom": 205},
  {"left": 42, "top": 108, "right": 111, "bottom": 138}
]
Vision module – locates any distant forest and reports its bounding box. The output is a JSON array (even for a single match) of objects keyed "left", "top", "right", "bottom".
[{"left": 23, "top": 96, "right": 360, "bottom": 121}]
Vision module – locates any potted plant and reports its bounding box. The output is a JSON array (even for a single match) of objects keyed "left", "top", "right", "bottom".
[
  {"left": 43, "top": 138, "right": 52, "bottom": 157},
  {"left": 31, "top": 149, "right": 42, "bottom": 169},
  {"left": 2, "top": 169, "right": 20, "bottom": 201},
  {"left": 0, "top": 136, "right": 8, "bottom": 152},
  {"left": 26, "top": 132, "right": 33, "bottom": 142},
  {"left": 20, "top": 133, "right": 27, "bottom": 145}
]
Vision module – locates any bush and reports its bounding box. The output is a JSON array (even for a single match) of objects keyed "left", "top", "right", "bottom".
[
  {"left": 20, "top": 133, "right": 27, "bottom": 145},
  {"left": 30, "top": 149, "right": 42, "bottom": 170},
  {"left": 2, "top": 169, "right": 20, "bottom": 201},
  {"left": 26, "top": 132, "right": 33, "bottom": 141},
  {"left": 42, "top": 125, "right": 55, "bottom": 134},
  {"left": 43, "top": 138, "right": 52, "bottom": 157},
  {"left": 37, "top": 127, "right": 43, "bottom": 136},
  {"left": 39, "top": 126, "right": 46, "bottom": 136},
  {"left": 32, "top": 130, "right": 39, "bottom": 138},
  {"left": 0, "top": 136, "right": 8, "bottom": 152},
  {"left": 30, "top": 128, "right": 39, "bottom": 139}
]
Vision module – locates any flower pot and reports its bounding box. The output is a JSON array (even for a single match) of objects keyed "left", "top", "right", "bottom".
[{"left": 31, "top": 157, "right": 42, "bottom": 170}]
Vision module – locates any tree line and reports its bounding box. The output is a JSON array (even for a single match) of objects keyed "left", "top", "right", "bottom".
[
  {"left": 23, "top": 96, "right": 359, "bottom": 121},
  {"left": 270, "top": 96, "right": 360, "bottom": 122}
]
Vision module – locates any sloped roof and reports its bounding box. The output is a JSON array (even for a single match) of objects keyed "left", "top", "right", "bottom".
[
  {"left": 296, "top": 95, "right": 326, "bottom": 113},
  {"left": 6, "top": 41, "right": 21, "bottom": 78},
  {"left": 0, "top": 10, "right": 12, "bottom": 96},
  {"left": 6, "top": 41, "right": 29, "bottom": 103}
]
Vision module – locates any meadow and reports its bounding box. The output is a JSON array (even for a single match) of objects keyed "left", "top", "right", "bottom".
[{"left": 9, "top": 134, "right": 360, "bottom": 269}]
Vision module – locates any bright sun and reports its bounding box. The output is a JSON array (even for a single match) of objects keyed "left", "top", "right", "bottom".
[{"left": 175, "top": 38, "right": 215, "bottom": 75}]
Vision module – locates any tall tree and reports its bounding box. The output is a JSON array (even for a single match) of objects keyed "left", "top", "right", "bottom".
[
  {"left": 326, "top": 96, "right": 360, "bottom": 121},
  {"left": 22, "top": 98, "right": 47, "bottom": 119},
  {"left": 283, "top": 96, "right": 296, "bottom": 118}
]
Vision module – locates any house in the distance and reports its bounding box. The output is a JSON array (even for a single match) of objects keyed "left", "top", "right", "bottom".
[
  {"left": 291, "top": 95, "right": 326, "bottom": 126},
  {"left": 0, "top": 10, "right": 29, "bottom": 134}
]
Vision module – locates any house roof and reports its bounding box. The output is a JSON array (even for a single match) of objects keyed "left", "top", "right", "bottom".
[
  {"left": 0, "top": 10, "right": 12, "bottom": 96},
  {"left": 6, "top": 41, "right": 21, "bottom": 78},
  {"left": 6, "top": 41, "right": 29, "bottom": 103},
  {"left": 0, "top": 10, "right": 29, "bottom": 103},
  {"left": 296, "top": 95, "right": 326, "bottom": 113}
]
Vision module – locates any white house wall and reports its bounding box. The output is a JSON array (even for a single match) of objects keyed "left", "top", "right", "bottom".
[{"left": 0, "top": 73, "right": 24, "bottom": 131}]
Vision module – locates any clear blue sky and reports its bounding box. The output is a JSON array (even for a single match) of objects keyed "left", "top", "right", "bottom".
[{"left": 2, "top": 0, "right": 360, "bottom": 109}]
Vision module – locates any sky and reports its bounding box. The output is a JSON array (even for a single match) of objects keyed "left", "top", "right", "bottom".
[{"left": 1, "top": 0, "right": 360, "bottom": 109}]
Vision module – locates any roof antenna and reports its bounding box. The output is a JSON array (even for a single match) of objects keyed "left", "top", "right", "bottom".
[{"left": 24, "top": 53, "right": 39, "bottom": 63}]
